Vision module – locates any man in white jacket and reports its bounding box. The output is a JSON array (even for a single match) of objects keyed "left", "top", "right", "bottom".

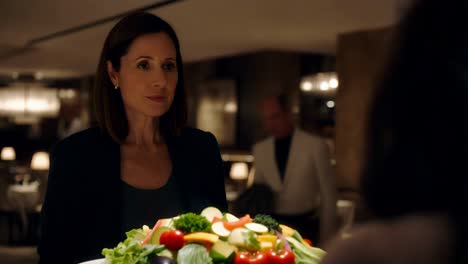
[{"left": 253, "top": 94, "right": 337, "bottom": 244}]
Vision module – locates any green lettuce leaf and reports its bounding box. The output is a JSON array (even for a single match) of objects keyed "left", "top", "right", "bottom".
[
  {"left": 243, "top": 230, "right": 261, "bottom": 251},
  {"left": 102, "top": 228, "right": 166, "bottom": 264},
  {"left": 177, "top": 244, "right": 213, "bottom": 264},
  {"left": 286, "top": 237, "right": 326, "bottom": 264}
]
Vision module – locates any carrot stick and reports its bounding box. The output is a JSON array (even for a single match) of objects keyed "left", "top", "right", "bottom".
[
  {"left": 141, "top": 219, "right": 163, "bottom": 246},
  {"left": 223, "top": 214, "right": 252, "bottom": 230}
]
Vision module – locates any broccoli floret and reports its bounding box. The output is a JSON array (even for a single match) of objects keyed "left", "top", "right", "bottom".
[
  {"left": 253, "top": 214, "right": 282, "bottom": 233},
  {"left": 173, "top": 213, "right": 211, "bottom": 233}
]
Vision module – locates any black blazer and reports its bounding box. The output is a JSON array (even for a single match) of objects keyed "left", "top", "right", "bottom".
[{"left": 38, "top": 127, "right": 227, "bottom": 263}]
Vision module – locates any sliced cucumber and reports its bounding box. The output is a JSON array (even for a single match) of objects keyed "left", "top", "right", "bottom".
[
  {"left": 212, "top": 221, "right": 231, "bottom": 237},
  {"left": 160, "top": 218, "right": 174, "bottom": 228},
  {"left": 228, "top": 228, "right": 248, "bottom": 247},
  {"left": 201, "top": 207, "right": 223, "bottom": 222},
  {"left": 150, "top": 226, "right": 172, "bottom": 244},
  {"left": 210, "top": 240, "right": 236, "bottom": 262},
  {"left": 224, "top": 213, "right": 239, "bottom": 223},
  {"left": 245, "top": 223, "right": 268, "bottom": 234}
]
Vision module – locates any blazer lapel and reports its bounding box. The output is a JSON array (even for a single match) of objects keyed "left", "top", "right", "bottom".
[
  {"left": 266, "top": 137, "right": 283, "bottom": 191},
  {"left": 167, "top": 135, "right": 198, "bottom": 213},
  {"left": 283, "top": 129, "right": 299, "bottom": 190},
  {"left": 98, "top": 135, "right": 124, "bottom": 240}
]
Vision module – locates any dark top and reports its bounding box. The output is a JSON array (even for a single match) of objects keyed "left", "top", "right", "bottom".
[
  {"left": 38, "top": 127, "right": 227, "bottom": 264},
  {"left": 274, "top": 134, "right": 292, "bottom": 180},
  {"left": 121, "top": 175, "right": 185, "bottom": 233}
]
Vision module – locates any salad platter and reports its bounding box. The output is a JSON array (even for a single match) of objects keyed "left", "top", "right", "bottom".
[{"left": 81, "top": 207, "right": 326, "bottom": 264}]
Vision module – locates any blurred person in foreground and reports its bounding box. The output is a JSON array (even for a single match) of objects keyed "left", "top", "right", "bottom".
[
  {"left": 251, "top": 94, "right": 337, "bottom": 245},
  {"left": 322, "top": 0, "right": 466, "bottom": 263},
  {"left": 38, "top": 12, "right": 227, "bottom": 263}
]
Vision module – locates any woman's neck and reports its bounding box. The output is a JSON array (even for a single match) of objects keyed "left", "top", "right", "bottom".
[{"left": 125, "top": 110, "right": 162, "bottom": 148}]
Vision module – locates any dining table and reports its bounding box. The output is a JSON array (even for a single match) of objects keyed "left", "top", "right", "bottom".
[{"left": 6, "top": 181, "right": 41, "bottom": 242}]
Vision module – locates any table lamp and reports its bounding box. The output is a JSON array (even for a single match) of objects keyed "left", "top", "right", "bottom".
[
  {"left": 31, "top": 152, "right": 49, "bottom": 171},
  {"left": 230, "top": 162, "right": 249, "bottom": 180},
  {"left": 1, "top": 147, "right": 16, "bottom": 161}
]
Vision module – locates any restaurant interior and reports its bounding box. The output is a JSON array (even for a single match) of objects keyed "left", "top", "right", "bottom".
[{"left": 0, "top": 0, "right": 412, "bottom": 263}]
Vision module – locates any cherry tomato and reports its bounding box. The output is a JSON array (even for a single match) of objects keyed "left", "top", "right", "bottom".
[
  {"left": 234, "top": 251, "right": 268, "bottom": 264},
  {"left": 267, "top": 249, "right": 295, "bottom": 264},
  {"left": 303, "top": 238, "right": 313, "bottom": 247},
  {"left": 159, "top": 230, "right": 184, "bottom": 251},
  {"left": 200, "top": 241, "right": 213, "bottom": 252}
]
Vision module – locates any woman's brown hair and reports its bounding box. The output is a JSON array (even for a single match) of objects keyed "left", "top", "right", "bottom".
[{"left": 93, "top": 12, "right": 187, "bottom": 143}]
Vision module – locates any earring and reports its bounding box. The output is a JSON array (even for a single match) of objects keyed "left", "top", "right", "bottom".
[{"left": 114, "top": 85, "right": 119, "bottom": 90}]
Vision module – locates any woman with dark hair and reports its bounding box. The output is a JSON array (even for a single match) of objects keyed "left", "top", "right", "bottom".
[
  {"left": 322, "top": 0, "right": 465, "bottom": 263},
  {"left": 38, "top": 12, "right": 227, "bottom": 263}
]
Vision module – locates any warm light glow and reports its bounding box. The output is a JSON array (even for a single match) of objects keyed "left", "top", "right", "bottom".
[
  {"left": 222, "top": 154, "right": 254, "bottom": 162},
  {"left": 35, "top": 72, "right": 44, "bottom": 80},
  {"left": 26, "top": 98, "right": 56, "bottom": 112},
  {"left": 0, "top": 85, "right": 60, "bottom": 117},
  {"left": 329, "top": 78, "right": 339, "bottom": 89},
  {"left": 300, "top": 72, "right": 338, "bottom": 96},
  {"left": 224, "top": 102, "right": 238, "bottom": 113},
  {"left": 1, "top": 147, "right": 16, "bottom": 161},
  {"left": 13, "top": 116, "right": 40, "bottom": 124},
  {"left": 230, "top": 162, "right": 249, "bottom": 180},
  {"left": 326, "top": 100, "right": 335, "bottom": 108},
  {"left": 1, "top": 99, "right": 26, "bottom": 112},
  {"left": 337, "top": 200, "right": 354, "bottom": 208},
  {"left": 320, "top": 81, "right": 329, "bottom": 91},
  {"left": 0, "top": 98, "right": 60, "bottom": 113},
  {"left": 301, "top": 81, "right": 313, "bottom": 92},
  {"left": 247, "top": 167, "right": 256, "bottom": 188},
  {"left": 58, "top": 89, "right": 77, "bottom": 99},
  {"left": 31, "top": 152, "right": 50, "bottom": 170}
]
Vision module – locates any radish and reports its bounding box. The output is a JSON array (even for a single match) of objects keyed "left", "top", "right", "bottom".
[
  {"left": 224, "top": 213, "right": 239, "bottom": 222},
  {"left": 201, "top": 207, "right": 223, "bottom": 222},
  {"left": 228, "top": 228, "right": 248, "bottom": 247},
  {"left": 245, "top": 223, "right": 268, "bottom": 234},
  {"left": 211, "top": 221, "right": 231, "bottom": 237}
]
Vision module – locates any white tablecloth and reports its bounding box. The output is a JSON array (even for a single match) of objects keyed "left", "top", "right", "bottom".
[{"left": 7, "top": 182, "right": 40, "bottom": 232}]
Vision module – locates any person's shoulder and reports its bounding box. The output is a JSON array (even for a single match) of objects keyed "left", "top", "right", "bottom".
[
  {"left": 296, "top": 129, "right": 325, "bottom": 144},
  {"left": 52, "top": 127, "right": 106, "bottom": 154},
  {"left": 181, "top": 127, "right": 211, "bottom": 137},
  {"left": 253, "top": 136, "right": 272, "bottom": 151},
  {"left": 178, "top": 127, "right": 220, "bottom": 151},
  {"left": 177, "top": 128, "right": 221, "bottom": 160},
  {"left": 296, "top": 128, "right": 320, "bottom": 140},
  {"left": 58, "top": 127, "right": 103, "bottom": 146},
  {"left": 180, "top": 127, "right": 216, "bottom": 142},
  {"left": 322, "top": 215, "right": 451, "bottom": 264},
  {"left": 321, "top": 222, "right": 393, "bottom": 264}
]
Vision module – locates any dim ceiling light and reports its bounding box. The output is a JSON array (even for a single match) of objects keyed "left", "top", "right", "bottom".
[
  {"left": 329, "top": 78, "right": 339, "bottom": 89},
  {"left": 301, "top": 81, "right": 313, "bottom": 92},
  {"left": 224, "top": 102, "right": 238, "bottom": 113},
  {"left": 300, "top": 72, "right": 338, "bottom": 96},
  {"left": 320, "top": 81, "right": 329, "bottom": 91}
]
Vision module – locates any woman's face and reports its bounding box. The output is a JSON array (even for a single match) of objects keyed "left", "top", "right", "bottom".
[{"left": 108, "top": 32, "right": 178, "bottom": 118}]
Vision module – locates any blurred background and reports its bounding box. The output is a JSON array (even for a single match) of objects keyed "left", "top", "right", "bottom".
[{"left": 0, "top": 0, "right": 411, "bottom": 262}]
